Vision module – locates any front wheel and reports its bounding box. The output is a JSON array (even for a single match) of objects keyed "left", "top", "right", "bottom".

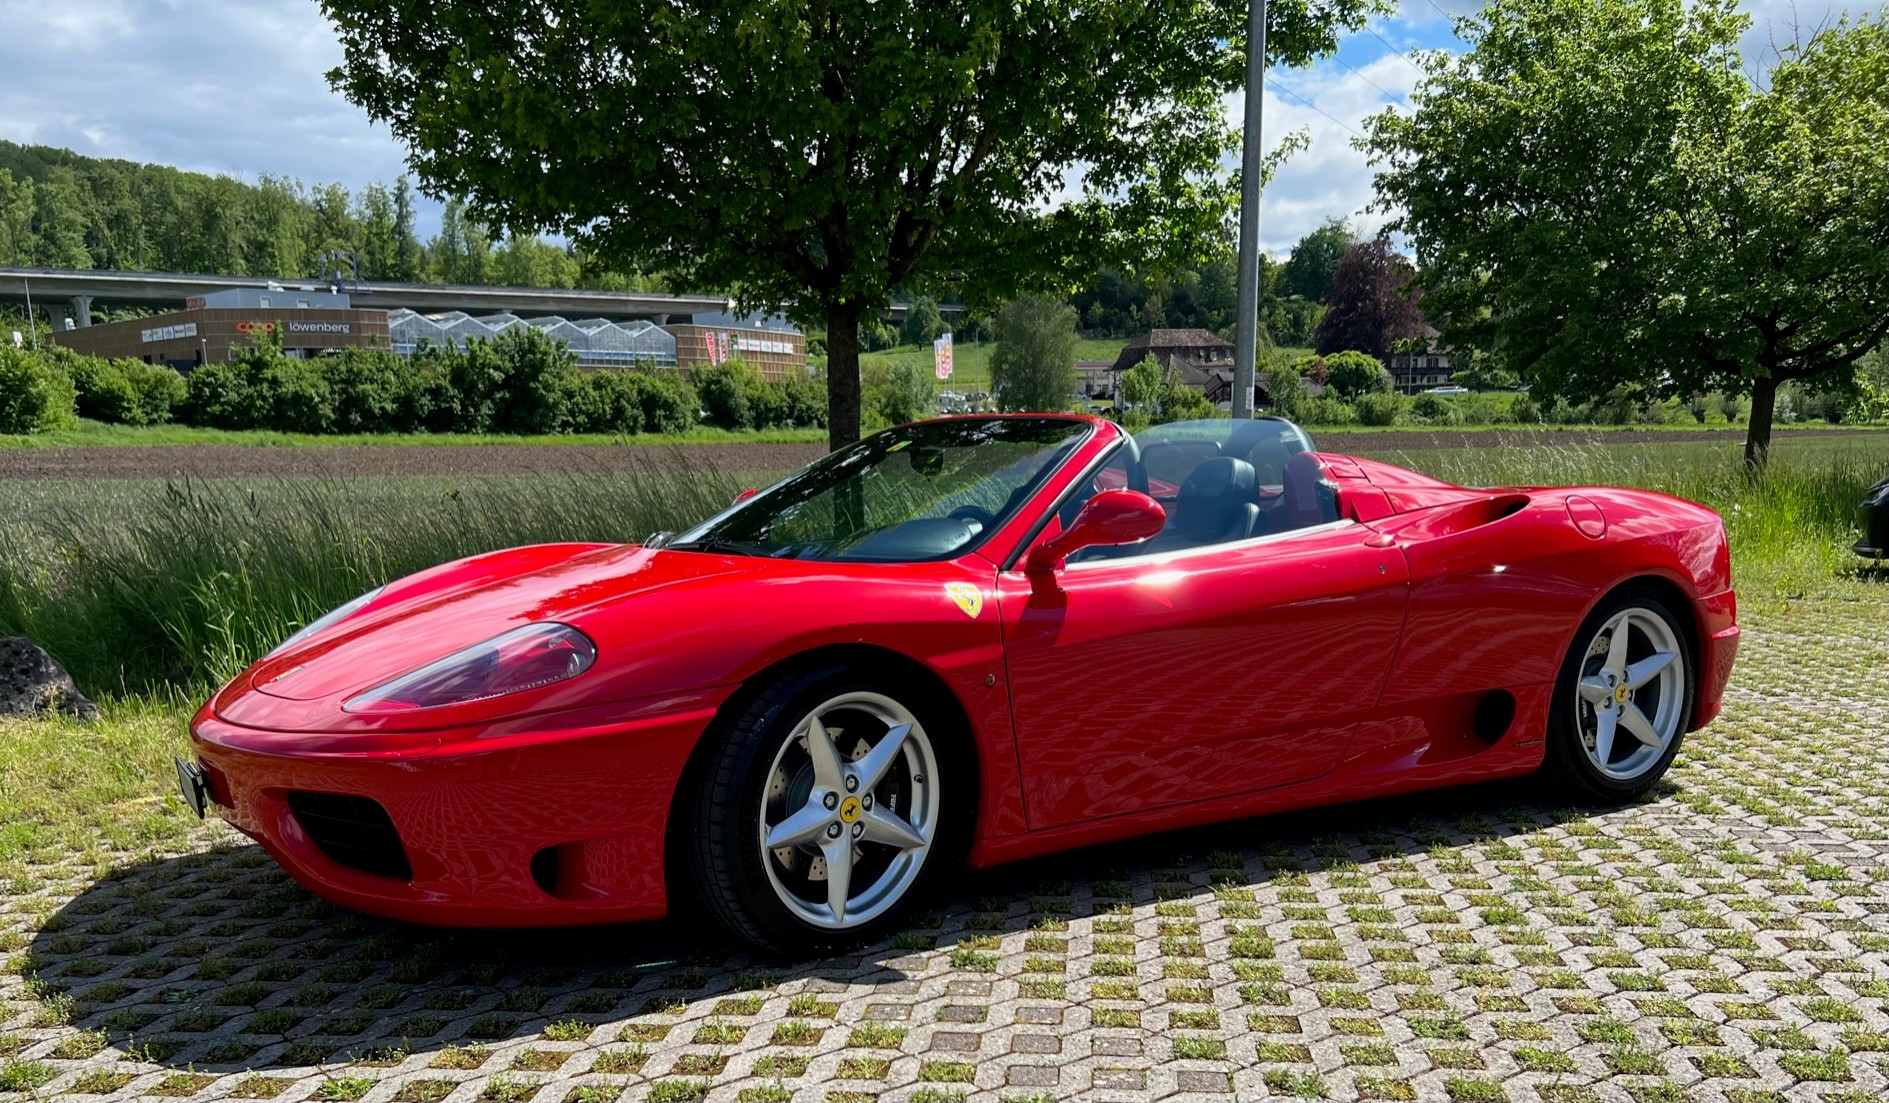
[
  {"left": 686, "top": 666, "right": 956, "bottom": 952},
  {"left": 1541, "top": 589, "right": 1695, "bottom": 803}
]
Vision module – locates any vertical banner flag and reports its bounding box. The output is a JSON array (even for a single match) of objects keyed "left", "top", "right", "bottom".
[
  {"left": 706, "top": 331, "right": 722, "bottom": 365},
  {"left": 934, "top": 332, "right": 954, "bottom": 380},
  {"left": 719, "top": 331, "right": 732, "bottom": 363}
]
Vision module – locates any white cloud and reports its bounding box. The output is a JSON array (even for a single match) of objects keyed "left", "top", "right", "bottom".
[
  {"left": 0, "top": 0, "right": 436, "bottom": 232},
  {"left": 1233, "top": 50, "right": 1425, "bottom": 254}
]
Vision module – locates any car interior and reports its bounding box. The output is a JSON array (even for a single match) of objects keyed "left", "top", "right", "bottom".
[{"left": 1064, "top": 419, "right": 1342, "bottom": 562}]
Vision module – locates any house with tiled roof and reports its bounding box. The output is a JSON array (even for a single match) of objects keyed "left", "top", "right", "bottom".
[
  {"left": 1386, "top": 326, "right": 1455, "bottom": 393},
  {"left": 1109, "top": 329, "right": 1286, "bottom": 407}
]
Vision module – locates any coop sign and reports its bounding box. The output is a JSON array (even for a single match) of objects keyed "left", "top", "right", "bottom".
[
  {"left": 287, "top": 321, "right": 351, "bottom": 335},
  {"left": 141, "top": 322, "right": 199, "bottom": 343}
]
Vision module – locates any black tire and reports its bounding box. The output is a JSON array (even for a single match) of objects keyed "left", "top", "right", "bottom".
[
  {"left": 684, "top": 662, "right": 966, "bottom": 953},
  {"left": 1541, "top": 587, "right": 1695, "bottom": 804}
]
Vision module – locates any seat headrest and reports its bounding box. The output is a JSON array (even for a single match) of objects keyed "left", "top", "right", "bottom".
[
  {"left": 1169, "top": 457, "right": 1258, "bottom": 538},
  {"left": 1179, "top": 456, "right": 1258, "bottom": 501}
]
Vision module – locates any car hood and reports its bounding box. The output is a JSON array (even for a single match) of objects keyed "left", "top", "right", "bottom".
[{"left": 214, "top": 542, "right": 805, "bottom": 730}]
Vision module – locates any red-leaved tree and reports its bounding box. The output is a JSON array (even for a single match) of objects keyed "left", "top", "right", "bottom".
[{"left": 1313, "top": 238, "right": 1428, "bottom": 359}]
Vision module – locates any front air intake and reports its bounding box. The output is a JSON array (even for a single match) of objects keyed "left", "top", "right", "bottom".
[{"left": 287, "top": 792, "right": 412, "bottom": 880}]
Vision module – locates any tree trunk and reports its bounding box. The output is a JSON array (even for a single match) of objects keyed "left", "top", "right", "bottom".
[
  {"left": 825, "top": 300, "right": 865, "bottom": 451},
  {"left": 1744, "top": 374, "right": 1777, "bottom": 472}
]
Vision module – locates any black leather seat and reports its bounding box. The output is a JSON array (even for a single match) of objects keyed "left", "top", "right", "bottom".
[{"left": 1142, "top": 456, "right": 1260, "bottom": 553}]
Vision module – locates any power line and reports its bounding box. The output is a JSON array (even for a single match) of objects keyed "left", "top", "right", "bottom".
[
  {"left": 1267, "top": 77, "right": 1368, "bottom": 140},
  {"left": 1329, "top": 53, "right": 1403, "bottom": 101},
  {"left": 1362, "top": 24, "right": 1430, "bottom": 79}
]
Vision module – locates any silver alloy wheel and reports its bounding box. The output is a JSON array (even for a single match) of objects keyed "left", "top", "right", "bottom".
[
  {"left": 757, "top": 690, "right": 940, "bottom": 930},
  {"left": 1574, "top": 607, "right": 1686, "bottom": 781}
]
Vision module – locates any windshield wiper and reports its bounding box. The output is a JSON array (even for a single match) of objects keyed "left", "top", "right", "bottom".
[{"left": 664, "top": 538, "right": 772, "bottom": 557}]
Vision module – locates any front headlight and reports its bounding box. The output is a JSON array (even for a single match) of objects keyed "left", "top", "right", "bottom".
[
  {"left": 342, "top": 623, "right": 597, "bottom": 713},
  {"left": 265, "top": 586, "right": 386, "bottom": 659}
]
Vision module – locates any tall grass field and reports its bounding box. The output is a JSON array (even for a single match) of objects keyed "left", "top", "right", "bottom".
[{"left": 0, "top": 434, "right": 1881, "bottom": 704}]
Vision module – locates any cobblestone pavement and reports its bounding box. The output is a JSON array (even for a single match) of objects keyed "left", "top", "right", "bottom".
[{"left": 3, "top": 600, "right": 1886, "bottom": 1102}]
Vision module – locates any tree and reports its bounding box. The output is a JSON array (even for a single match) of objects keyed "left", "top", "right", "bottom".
[
  {"left": 990, "top": 296, "right": 1080, "bottom": 412},
  {"left": 1313, "top": 239, "right": 1427, "bottom": 359},
  {"left": 1366, "top": 0, "right": 1889, "bottom": 468},
  {"left": 427, "top": 198, "right": 492, "bottom": 285},
  {"left": 320, "top": 0, "right": 1380, "bottom": 450},
  {"left": 863, "top": 359, "right": 935, "bottom": 426},
  {"left": 1449, "top": 360, "right": 1520, "bottom": 392},
  {"left": 1319, "top": 350, "right": 1391, "bottom": 400},
  {"left": 1278, "top": 218, "right": 1356, "bottom": 303},
  {"left": 1119, "top": 353, "right": 1214, "bottom": 423},
  {"left": 0, "top": 169, "right": 35, "bottom": 265},
  {"left": 899, "top": 297, "right": 946, "bottom": 348},
  {"left": 391, "top": 177, "right": 424, "bottom": 282}
]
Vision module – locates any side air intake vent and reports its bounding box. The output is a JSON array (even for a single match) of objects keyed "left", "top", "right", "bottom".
[
  {"left": 287, "top": 792, "right": 412, "bottom": 880},
  {"left": 1474, "top": 691, "right": 1517, "bottom": 744}
]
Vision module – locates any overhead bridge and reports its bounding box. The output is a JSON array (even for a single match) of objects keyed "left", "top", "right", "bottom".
[{"left": 0, "top": 266, "right": 733, "bottom": 327}]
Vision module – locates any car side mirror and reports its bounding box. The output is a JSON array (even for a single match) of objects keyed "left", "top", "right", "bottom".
[{"left": 1026, "top": 489, "right": 1167, "bottom": 571}]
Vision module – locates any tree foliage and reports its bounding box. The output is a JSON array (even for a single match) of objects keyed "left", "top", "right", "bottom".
[
  {"left": 863, "top": 359, "right": 936, "bottom": 427},
  {"left": 1317, "top": 350, "right": 1392, "bottom": 400},
  {"left": 1313, "top": 238, "right": 1428, "bottom": 359},
  {"left": 1279, "top": 217, "right": 1358, "bottom": 303},
  {"left": 899, "top": 298, "right": 947, "bottom": 348},
  {"left": 0, "top": 139, "right": 634, "bottom": 290},
  {"left": 1367, "top": 0, "right": 1889, "bottom": 466},
  {"left": 320, "top": 0, "right": 1382, "bottom": 448},
  {"left": 1120, "top": 354, "right": 1218, "bottom": 423},
  {"left": 990, "top": 296, "right": 1080, "bottom": 412}
]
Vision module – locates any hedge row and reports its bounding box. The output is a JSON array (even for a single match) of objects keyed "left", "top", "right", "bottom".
[{"left": 0, "top": 329, "right": 829, "bottom": 436}]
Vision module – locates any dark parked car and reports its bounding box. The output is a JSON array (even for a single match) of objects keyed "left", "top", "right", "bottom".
[{"left": 1859, "top": 476, "right": 1889, "bottom": 558}]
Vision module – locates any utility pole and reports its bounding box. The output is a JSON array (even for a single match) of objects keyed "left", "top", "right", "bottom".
[
  {"left": 22, "top": 277, "right": 37, "bottom": 350},
  {"left": 1231, "top": 0, "right": 1268, "bottom": 419}
]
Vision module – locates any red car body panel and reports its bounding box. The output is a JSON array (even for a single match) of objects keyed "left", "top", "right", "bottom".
[{"left": 190, "top": 415, "right": 1739, "bottom": 926}]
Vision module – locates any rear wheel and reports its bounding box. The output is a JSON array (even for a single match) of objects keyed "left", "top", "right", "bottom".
[
  {"left": 1542, "top": 589, "right": 1694, "bottom": 803},
  {"left": 687, "top": 665, "right": 955, "bottom": 952}
]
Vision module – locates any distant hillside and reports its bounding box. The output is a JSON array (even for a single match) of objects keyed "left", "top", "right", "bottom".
[{"left": 0, "top": 140, "right": 649, "bottom": 291}]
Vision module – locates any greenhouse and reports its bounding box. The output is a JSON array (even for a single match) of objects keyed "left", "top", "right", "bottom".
[{"left": 387, "top": 310, "right": 679, "bottom": 366}]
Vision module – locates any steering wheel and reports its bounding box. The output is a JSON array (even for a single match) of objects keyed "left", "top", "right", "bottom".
[
  {"left": 1057, "top": 434, "right": 1150, "bottom": 531},
  {"left": 948, "top": 504, "right": 998, "bottom": 532}
]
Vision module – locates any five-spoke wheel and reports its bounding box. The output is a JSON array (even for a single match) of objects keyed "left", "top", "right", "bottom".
[
  {"left": 686, "top": 665, "right": 959, "bottom": 952},
  {"left": 758, "top": 692, "right": 939, "bottom": 929},
  {"left": 1544, "top": 588, "right": 1694, "bottom": 801}
]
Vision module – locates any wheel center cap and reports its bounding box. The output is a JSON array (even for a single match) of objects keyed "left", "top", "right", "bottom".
[
  {"left": 839, "top": 796, "right": 862, "bottom": 824},
  {"left": 1614, "top": 684, "right": 1631, "bottom": 705}
]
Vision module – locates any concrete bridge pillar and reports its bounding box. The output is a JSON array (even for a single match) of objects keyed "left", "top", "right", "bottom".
[{"left": 69, "top": 295, "right": 94, "bottom": 327}]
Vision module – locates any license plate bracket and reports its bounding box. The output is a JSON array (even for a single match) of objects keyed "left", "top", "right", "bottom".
[{"left": 175, "top": 757, "right": 208, "bottom": 819}]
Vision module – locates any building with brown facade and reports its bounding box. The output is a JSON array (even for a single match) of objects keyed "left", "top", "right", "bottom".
[
  {"left": 668, "top": 312, "right": 808, "bottom": 381},
  {"left": 49, "top": 285, "right": 809, "bottom": 379},
  {"left": 50, "top": 288, "right": 389, "bottom": 369}
]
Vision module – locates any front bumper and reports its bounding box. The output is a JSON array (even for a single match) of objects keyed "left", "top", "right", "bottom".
[
  {"left": 187, "top": 688, "right": 732, "bottom": 927},
  {"left": 1691, "top": 587, "right": 1740, "bottom": 730}
]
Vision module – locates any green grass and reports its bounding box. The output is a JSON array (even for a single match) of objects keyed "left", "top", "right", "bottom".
[
  {"left": 0, "top": 430, "right": 1878, "bottom": 887},
  {"left": 866, "top": 337, "right": 1139, "bottom": 395},
  {"left": 1355, "top": 435, "right": 1886, "bottom": 604},
  {"left": 0, "top": 470, "right": 755, "bottom": 697},
  {"left": 0, "top": 419, "right": 826, "bottom": 449}
]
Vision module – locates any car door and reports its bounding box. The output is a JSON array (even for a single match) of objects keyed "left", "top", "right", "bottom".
[{"left": 995, "top": 521, "right": 1411, "bottom": 829}]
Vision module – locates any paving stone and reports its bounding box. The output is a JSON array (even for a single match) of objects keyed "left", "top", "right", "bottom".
[
  {"left": 5, "top": 602, "right": 1889, "bottom": 1103},
  {"left": 1005, "top": 1063, "right": 1059, "bottom": 1086},
  {"left": 927, "top": 1029, "right": 980, "bottom": 1051}
]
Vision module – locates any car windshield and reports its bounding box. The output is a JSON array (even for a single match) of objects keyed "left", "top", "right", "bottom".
[{"left": 671, "top": 417, "right": 1092, "bottom": 562}]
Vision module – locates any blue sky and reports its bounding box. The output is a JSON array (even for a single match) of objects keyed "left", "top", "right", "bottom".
[{"left": 0, "top": 0, "right": 1869, "bottom": 259}]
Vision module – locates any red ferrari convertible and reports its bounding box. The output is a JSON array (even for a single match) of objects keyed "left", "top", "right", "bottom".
[{"left": 186, "top": 415, "right": 1739, "bottom": 951}]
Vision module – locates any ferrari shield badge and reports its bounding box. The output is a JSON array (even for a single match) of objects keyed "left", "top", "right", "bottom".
[{"left": 944, "top": 582, "right": 984, "bottom": 619}]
